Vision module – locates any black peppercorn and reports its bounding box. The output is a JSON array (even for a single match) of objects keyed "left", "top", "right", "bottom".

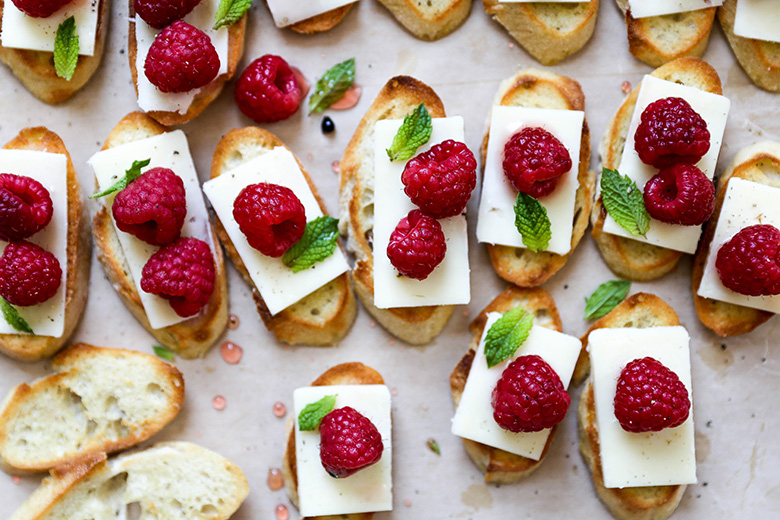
[{"left": 321, "top": 116, "right": 335, "bottom": 134}]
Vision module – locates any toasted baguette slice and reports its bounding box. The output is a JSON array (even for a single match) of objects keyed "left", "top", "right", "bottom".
[
  {"left": 615, "top": 0, "right": 716, "bottom": 67},
  {"left": 577, "top": 293, "right": 686, "bottom": 520},
  {"left": 483, "top": 0, "right": 598, "bottom": 65},
  {"left": 0, "top": 343, "right": 184, "bottom": 474},
  {"left": 210, "top": 127, "right": 357, "bottom": 345},
  {"left": 0, "top": 128, "right": 90, "bottom": 362},
  {"left": 376, "top": 0, "right": 471, "bottom": 41},
  {"left": 718, "top": 0, "right": 780, "bottom": 92},
  {"left": 592, "top": 57, "right": 723, "bottom": 281},
  {"left": 9, "top": 442, "right": 249, "bottom": 520},
  {"left": 92, "top": 112, "right": 228, "bottom": 358},
  {"left": 450, "top": 286, "right": 565, "bottom": 483},
  {"left": 339, "top": 75, "right": 456, "bottom": 345},
  {"left": 481, "top": 69, "right": 594, "bottom": 287},
  {"left": 128, "top": 10, "right": 247, "bottom": 126},
  {"left": 691, "top": 142, "right": 778, "bottom": 337},
  {"left": 0, "top": 0, "right": 110, "bottom": 104},
  {"left": 289, "top": 4, "right": 356, "bottom": 34},
  {"left": 282, "top": 362, "right": 384, "bottom": 520}
]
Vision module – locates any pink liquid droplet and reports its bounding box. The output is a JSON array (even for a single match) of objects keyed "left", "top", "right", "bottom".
[
  {"left": 404, "top": 499, "right": 412, "bottom": 507},
  {"left": 291, "top": 66, "right": 310, "bottom": 99},
  {"left": 621, "top": 80, "right": 632, "bottom": 94},
  {"left": 12, "top": 475, "right": 21, "bottom": 485},
  {"left": 508, "top": 41, "right": 515, "bottom": 48},
  {"left": 228, "top": 314, "right": 240, "bottom": 330},
  {"left": 391, "top": 387, "right": 398, "bottom": 396},
  {"left": 331, "top": 160, "right": 341, "bottom": 174},
  {"left": 220, "top": 341, "right": 243, "bottom": 365},
  {"left": 275, "top": 504, "right": 289, "bottom": 520},
  {"left": 212, "top": 395, "right": 226, "bottom": 411},
  {"left": 307, "top": 153, "right": 314, "bottom": 161},
  {"left": 330, "top": 85, "right": 362, "bottom": 110},
  {"left": 267, "top": 468, "right": 285, "bottom": 491},
  {"left": 273, "top": 402, "right": 287, "bottom": 418}
]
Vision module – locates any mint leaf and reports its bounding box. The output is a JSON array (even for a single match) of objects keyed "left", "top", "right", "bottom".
[
  {"left": 0, "top": 297, "right": 33, "bottom": 335},
  {"left": 386, "top": 103, "right": 433, "bottom": 162},
  {"left": 90, "top": 159, "right": 151, "bottom": 198},
  {"left": 153, "top": 345, "right": 175, "bottom": 362},
  {"left": 282, "top": 216, "right": 339, "bottom": 273},
  {"left": 484, "top": 307, "right": 534, "bottom": 368},
  {"left": 54, "top": 17, "right": 79, "bottom": 81},
  {"left": 514, "top": 192, "right": 552, "bottom": 253},
  {"left": 584, "top": 280, "right": 631, "bottom": 320},
  {"left": 213, "top": 0, "right": 251, "bottom": 29},
  {"left": 426, "top": 438, "right": 441, "bottom": 455},
  {"left": 309, "top": 58, "right": 355, "bottom": 114},
  {"left": 298, "top": 395, "right": 337, "bottom": 431},
  {"left": 601, "top": 168, "right": 650, "bottom": 236}
]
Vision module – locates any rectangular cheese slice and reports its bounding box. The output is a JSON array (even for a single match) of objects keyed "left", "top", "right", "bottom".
[
  {"left": 588, "top": 326, "right": 696, "bottom": 489},
  {"left": 451, "top": 313, "right": 580, "bottom": 460},
  {"left": 602, "top": 75, "right": 730, "bottom": 254},
  {"left": 1, "top": 0, "right": 99, "bottom": 56},
  {"left": 0, "top": 150, "right": 68, "bottom": 338},
  {"left": 477, "top": 106, "right": 584, "bottom": 255},
  {"left": 372, "top": 117, "right": 470, "bottom": 309},
  {"left": 294, "top": 385, "right": 392, "bottom": 517},
  {"left": 266, "top": 0, "right": 359, "bottom": 27},
  {"left": 627, "top": 0, "right": 722, "bottom": 19},
  {"left": 734, "top": 0, "right": 780, "bottom": 43},
  {"left": 202, "top": 147, "right": 349, "bottom": 316},
  {"left": 88, "top": 131, "right": 215, "bottom": 330}
]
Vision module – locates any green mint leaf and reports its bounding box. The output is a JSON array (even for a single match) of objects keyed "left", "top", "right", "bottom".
[
  {"left": 153, "top": 345, "right": 175, "bottom": 362},
  {"left": 584, "top": 280, "right": 631, "bottom": 320},
  {"left": 601, "top": 168, "right": 650, "bottom": 236},
  {"left": 0, "top": 297, "right": 34, "bottom": 335},
  {"left": 54, "top": 17, "right": 79, "bottom": 81},
  {"left": 213, "top": 0, "right": 252, "bottom": 29},
  {"left": 426, "top": 438, "right": 441, "bottom": 455},
  {"left": 386, "top": 103, "right": 433, "bottom": 162},
  {"left": 484, "top": 307, "right": 534, "bottom": 368},
  {"left": 90, "top": 159, "right": 151, "bottom": 198},
  {"left": 513, "top": 192, "right": 552, "bottom": 253},
  {"left": 298, "top": 395, "right": 337, "bottom": 431},
  {"left": 309, "top": 58, "right": 355, "bottom": 114},
  {"left": 282, "top": 216, "right": 339, "bottom": 273}
]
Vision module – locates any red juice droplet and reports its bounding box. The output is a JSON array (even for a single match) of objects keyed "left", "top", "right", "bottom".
[
  {"left": 228, "top": 314, "right": 240, "bottom": 330},
  {"left": 330, "top": 85, "right": 362, "bottom": 110},
  {"left": 273, "top": 402, "right": 287, "bottom": 418},
  {"left": 267, "top": 468, "right": 285, "bottom": 491},
  {"left": 220, "top": 341, "right": 243, "bottom": 365},
  {"left": 212, "top": 395, "right": 226, "bottom": 411},
  {"left": 291, "top": 66, "right": 310, "bottom": 99},
  {"left": 331, "top": 160, "right": 341, "bottom": 174},
  {"left": 275, "top": 504, "right": 289, "bottom": 520},
  {"left": 621, "top": 80, "right": 632, "bottom": 94},
  {"left": 12, "top": 475, "right": 21, "bottom": 485}
]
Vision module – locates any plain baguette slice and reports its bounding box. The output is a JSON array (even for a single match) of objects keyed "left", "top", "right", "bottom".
[
  {"left": 288, "top": 4, "right": 356, "bottom": 34},
  {"left": 376, "top": 0, "right": 472, "bottom": 41},
  {"left": 483, "top": 0, "right": 598, "bottom": 66},
  {"left": 0, "top": 343, "right": 184, "bottom": 474},
  {"left": 449, "top": 286, "right": 565, "bottom": 484},
  {"left": 210, "top": 127, "right": 357, "bottom": 346},
  {"left": 128, "top": 8, "right": 247, "bottom": 126},
  {"left": 576, "top": 293, "right": 686, "bottom": 520},
  {"left": 591, "top": 57, "right": 723, "bottom": 281},
  {"left": 0, "top": 127, "right": 90, "bottom": 362},
  {"left": 92, "top": 111, "right": 229, "bottom": 358},
  {"left": 9, "top": 442, "right": 249, "bottom": 520},
  {"left": 339, "top": 75, "right": 454, "bottom": 345},
  {"left": 282, "top": 362, "right": 384, "bottom": 520},
  {"left": 481, "top": 68, "right": 594, "bottom": 287},
  {"left": 0, "top": 0, "right": 110, "bottom": 104},
  {"left": 691, "top": 142, "right": 778, "bottom": 337}
]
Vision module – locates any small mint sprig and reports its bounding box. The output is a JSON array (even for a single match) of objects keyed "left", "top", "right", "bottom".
[
  {"left": 309, "top": 58, "right": 356, "bottom": 114},
  {"left": 54, "top": 16, "right": 79, "bottom": 81},
  {"left": 213, "top": 0, "right": 252, "bottom": 30},
  {"left": 298, "top": 395, "right": 337, "bottom": 431},
  {"left": 514, "top": 192, "right": 552, "bottom": 253},
  {"left": 90, "top": 159, "right": 151, "bottom": 199},
  {"left": 386, "top": 103, "right": 433, "bottom": 162},
  {"left": 584, "top": 280, "right": 631, "bottom": 320},
  {"left": 0, "top": 297, "right": 34, "bottom": 335},
  {"left": 282, "top": 216, "right": 339, "bottom": 273},
  {"left": 484, "top": 307, "right": 534, "bottom": 368},
  {"left": 601, "top": 167, "right": 650, "bottom": 236},
  {"left": 153, "top": 345, "right": 175, "bottom": 362}
]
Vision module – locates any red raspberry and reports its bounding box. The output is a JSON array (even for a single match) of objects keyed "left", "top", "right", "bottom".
[
  {"left": 0, "top": 241, "right": 61, "bottom": 306},
  {"left": 634, "top": 97, "right": 710, "bottom": 168},
  {"left": 503, "top": 127, "right": 572, "bottom": 199},
  {"left": 232, "top": 183, "right": 306, "bottom": 258},
  {"left": 319, "top": 407, "right": 384, "bottom": 478},
  {"left": 0, "top": 173, "right": 53, "bottom": 241},
  {"left": 234, "top": 55, "right": 303, "bottom": 124},
  {"left": 140, "top": 237, "right": 215, "bottom": 317},
  {"left": 614, "top": 357, "right": 691, "bottom": 433},
  {"left": 386, "top": 210, "right": 446, "bottom": 281},
  {"left": 11, "top": 0, "right": 71, "bottom": 17},
  {"left": 642, "top": 163, "right": 714, "bottom": 226},
  {"left": 715, "top": 224, "right": 780, "bottom": 297},
  {"left": 112, "top": 167, "right": 187, "bottom": 246},
  {"left": 144, "top": 21, "right": 220, "bottom": 94},
  {"left": 491, "top": 355, "right": 570, "bottom": 433},
  {"left": 401, "top": 140, "right": 477, "bottom": 218},
  {"left": 134, "top": 0, "right": 201, "bottom": 29}
]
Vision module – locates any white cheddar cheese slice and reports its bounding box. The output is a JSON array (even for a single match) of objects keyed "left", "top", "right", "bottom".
[
  {"left": 451, "top": 313, "right": 580, "bottom": 460},
  {"left": 372, "top": 117, "right": 470, "bottom": 309},
  {"left": 266, "top": 0, "right": 359, "bottom": 27},
  {"left": 0, "top": 150, "right": 68, "bottom": 338},
  {"left": 602, "top": 75, "right": 730, "bottom": 254},
  {"left": 293, "top": 385, "right": 392, "bottom": 517},
  {"left": 627, "top": 0, "right": 722, "bottom": 19},
  {"left": 1, "top": 0, "right": 99, "bottom": 56},
  {"left": 88, "top": 131, "right": 215, "bottom": 330},
  {"left": 588, "top": 326, "right": 696, "bottom": 489},
  {"left": 202, "top": 147, "right": 349, "bottom": 316},
  {"left": 477, "top": 106, "right": 584, "bottom": 255},
  {"left": 734, "top": 0, "right": 780, "bottom": 43}
]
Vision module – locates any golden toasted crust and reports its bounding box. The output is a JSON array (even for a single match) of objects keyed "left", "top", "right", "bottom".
[
  {"left": 449, "top": 286, "right": 563, "bottom": 483},
  {"left": 289, "top": 4, "right": 355, "bottom": 34},
  {"left": 0, "top": 128, "right": 90, "bottom": 362},
  {"left": 481, "top": 69, "right": 594, "bottom": 287},
  {"left": 592, "top": 57, "right": 723, "bottom": 281},
  {"left": 339, "top": 76, "right": 454, "bottom": 344},
  {"left": 128, "top": 10, "right": 247, "bottom": 126},
  {"left": 92, "top": 112, "right": 228, "bottom": 358},
  {"left": 483, "top": 0, "right": 598, "bottom": 65},
  {"left": 376, "top": 0, "right": 472, "bottom": 41},
  {"left": 209, "top": 127, "right": 357, "bottom": 346},
  {"left": 282, "top": 363, "right": 383, "bottom": 519}
]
